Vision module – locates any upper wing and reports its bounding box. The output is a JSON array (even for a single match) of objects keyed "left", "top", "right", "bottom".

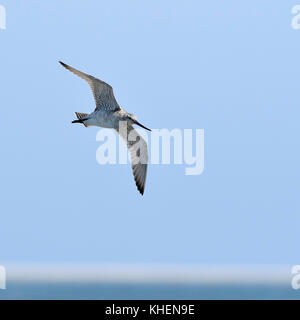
[
  {"left": 59, "top": 61, "right": 121, "bottom": 112},
  {"left": 116, "top": 124, "right": 148, "bottom": 195}
]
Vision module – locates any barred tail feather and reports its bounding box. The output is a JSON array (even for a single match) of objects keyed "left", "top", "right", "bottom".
[
  {"left": 75, "top": 112, "right": 89, "bottom": 120},
  {"left": 72, "top": 112, "right": 90, "bottom": 127}
]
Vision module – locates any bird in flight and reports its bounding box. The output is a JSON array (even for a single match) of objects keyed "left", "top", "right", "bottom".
[{"left": 59, "top": 61, "right": 150, "bottom": 195}]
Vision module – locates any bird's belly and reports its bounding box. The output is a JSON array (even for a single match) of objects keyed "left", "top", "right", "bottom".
[
  {"left": 95, "top": 119, "right": 115, "bottom": 128},
  {"left": 93, "top": 111, "right": 117, "bottom": 128}
]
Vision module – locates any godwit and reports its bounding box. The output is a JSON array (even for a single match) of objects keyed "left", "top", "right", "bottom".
[{"left": 59, "top": 61, "right": 150, "bottom": 195}]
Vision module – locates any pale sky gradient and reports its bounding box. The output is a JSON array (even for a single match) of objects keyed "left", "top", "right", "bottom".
[{"left": 0, "top": 1, "right": 299, "bottom": 265}]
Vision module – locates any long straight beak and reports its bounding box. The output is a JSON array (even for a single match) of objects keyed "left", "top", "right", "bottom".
[{"left": 133, "top": 120, "right": 151, "bottom": 131}]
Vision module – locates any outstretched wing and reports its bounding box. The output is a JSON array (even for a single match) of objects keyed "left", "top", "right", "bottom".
[
  {"left": 59, "top": 61, "right": 121, "bottom": 112},
  {"left": 116, "top": 123, "right": 148, "bottom": 195}
]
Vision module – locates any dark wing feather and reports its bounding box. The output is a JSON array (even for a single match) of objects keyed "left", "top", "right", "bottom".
[
  {"left": 116, "top": 123, "right": 148, "bottom": 195},
  {"left": 59, "top": 61, "right": 121, "bottom": 112}
]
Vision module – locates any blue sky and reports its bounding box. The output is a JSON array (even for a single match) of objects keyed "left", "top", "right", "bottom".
[{"left": 0, "top": 0, "right": 299, "bottom": 265}]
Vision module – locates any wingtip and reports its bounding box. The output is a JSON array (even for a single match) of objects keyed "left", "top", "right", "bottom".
[
  {"left": 137, "top": 183, "right": 145, "bottom": 196},
  {"left": 59, "top": 61, "right": 67, "bottom": 68}
]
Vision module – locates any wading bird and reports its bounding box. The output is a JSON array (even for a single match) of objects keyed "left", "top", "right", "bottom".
[{"left": 59, "top": 61, "right": 150, "bottom": 195}]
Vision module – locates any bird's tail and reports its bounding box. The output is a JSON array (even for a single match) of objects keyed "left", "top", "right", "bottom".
[{"left": 72, "top": 112, "right": 90, "bottom": 126}]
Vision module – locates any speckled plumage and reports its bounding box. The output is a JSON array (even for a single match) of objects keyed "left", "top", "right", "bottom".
[{"left": 59, "top": 61, "right": 150, "bottom": 195}]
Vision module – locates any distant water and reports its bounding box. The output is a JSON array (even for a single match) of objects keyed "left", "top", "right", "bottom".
[{"left": 0, "top": 282, "right": 300, "bottom": 299}]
